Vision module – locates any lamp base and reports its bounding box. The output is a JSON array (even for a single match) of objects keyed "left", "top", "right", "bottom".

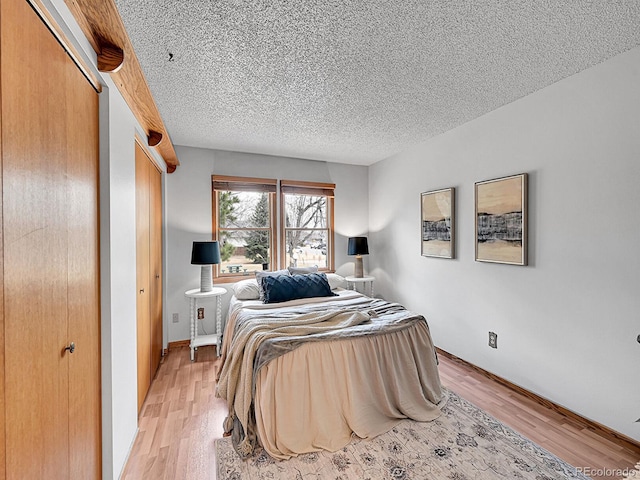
[
  {"left": 200, "top": 265, "right": 213, "bottom": 292},
  {"left": 354, "top": 256, "right": 364, "bottom": 278}
]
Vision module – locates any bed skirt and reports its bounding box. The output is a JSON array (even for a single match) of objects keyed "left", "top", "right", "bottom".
[{"left": 254, "top": 320, "right": 445, "bottom": 459}]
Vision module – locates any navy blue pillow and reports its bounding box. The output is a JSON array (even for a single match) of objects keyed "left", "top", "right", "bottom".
[{"left": 262, "top": 273, "right": 337, "bottom": 304}]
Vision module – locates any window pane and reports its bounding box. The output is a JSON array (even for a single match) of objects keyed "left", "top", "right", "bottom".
[
  {"left": 218, "top": 191, "right": 270, "bottom": 228},
  {"left": 219, "top": 230, "right": 271, "bottom": 274},
  {"left": 284, "top": 194, "right": 327, "bottom": 229},
  {"left": 284, "top": 230, "right": 327, "bottom": 268}
]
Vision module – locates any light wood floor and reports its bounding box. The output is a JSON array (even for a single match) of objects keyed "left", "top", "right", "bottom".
[
  {"left": 121, "top": 345, "right": 639, "bottom": 479},
  {"left": 437, "top": 351, "right": 639, "bottom": 480}
]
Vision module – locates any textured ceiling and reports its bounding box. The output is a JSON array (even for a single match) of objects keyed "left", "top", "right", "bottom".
[{"left": 114, "top": 1, "right": 640, "bottom": 166}]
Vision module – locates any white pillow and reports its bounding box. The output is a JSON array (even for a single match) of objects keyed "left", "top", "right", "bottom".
[
  {"left": 288, "top": 265, "right": 318, "bottom": 275},
  {"left": 233, "top": 278, "right": 261, "bottom": 300},
  {"left": 326, "top": 273, "right": 346, "bottom": 290}
]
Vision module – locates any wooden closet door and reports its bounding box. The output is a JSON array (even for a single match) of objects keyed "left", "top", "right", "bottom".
[
  {"left": 135, "top": 142, "right": 152, "bottom": 412},
  {"left": 136, "top": 142, "right": 163, "bottom": 413},
  {"left": 1, "top": 0, "right": 100, "bottom": 478},
  {"left": 66, "top": 39, "right": 102, "bottom": 479},
  {"left": 149, "top": 165, "right": 163, "bottom": 377}
]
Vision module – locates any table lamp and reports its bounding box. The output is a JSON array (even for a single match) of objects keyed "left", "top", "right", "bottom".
[
  {"left": 191, "top": 241, "right": 221, "bottom": 292},
  {"left": 347, "top": 236, "right": 369, "bottom": 278}
]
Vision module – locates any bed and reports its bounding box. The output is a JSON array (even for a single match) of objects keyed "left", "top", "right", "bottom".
[{"left": 215, "top": 272, "right": 445, "bottom": 460}]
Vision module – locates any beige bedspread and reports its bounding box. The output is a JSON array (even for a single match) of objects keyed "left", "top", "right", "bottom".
[{"left": 216, "top": 289, "right": 445, "bottom": 460}]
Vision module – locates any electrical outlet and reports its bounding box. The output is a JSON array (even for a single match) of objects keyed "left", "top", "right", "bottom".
[
  {"left": 172, "top": 313, "right": 179, "bottom": 323},
  {"left": 488, "top": 331, "right": 498, "bottom": 349},
  {"left": 197, "top": 307, "right": 204, "bottom": 320}
]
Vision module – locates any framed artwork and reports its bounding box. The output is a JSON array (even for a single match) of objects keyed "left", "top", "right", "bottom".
[
  {"left": 421, "top": 187, "right": 455, "bottom": 258},
  {"left": 475, "top": 173, "right": 527, "bottom": 265}
]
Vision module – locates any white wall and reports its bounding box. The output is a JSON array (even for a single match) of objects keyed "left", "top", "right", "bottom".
[
  {"left": 165, "top": 147, "right": 369, "bottom": 342},
  {"left": 98, "top": 80, "right": 141, "bottom": 480},
  {"left": 100, "top": 82, "right": 171, "bottom": 480},
  {"left": 369, "top": 46, "right": 640, "bottom": 441}
]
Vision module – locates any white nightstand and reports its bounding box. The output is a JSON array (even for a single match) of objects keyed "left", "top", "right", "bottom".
[
  {"left": 185, "top": 287, "right": 226, "bottom": 361},
  {"left": 345, "top": 275, "right": 375, "bottom": 297}
]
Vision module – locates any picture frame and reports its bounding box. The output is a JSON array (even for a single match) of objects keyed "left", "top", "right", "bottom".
[
  {"left": 421, "top": 187, "right": 455, "bottom": 258},
  {"left": 475, "top": 173, "right": 527, "bottom": 265}
]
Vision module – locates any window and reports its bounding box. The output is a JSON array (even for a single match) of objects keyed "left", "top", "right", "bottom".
[
  {"left": 212, "top": 176, "right": 276, "bottom": 281},
  {"left": 281, "top": 180, "right": 335, "bottom": 271},
  {"left": 212, "top": 176, "right": 335, "bottom": 281}
]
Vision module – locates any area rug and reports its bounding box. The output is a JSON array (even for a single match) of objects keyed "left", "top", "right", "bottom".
[
  {"left": 620, "top": 463, "right": 640, "bottom": 479},
  {"left": 215, "top": 390, "right": 591, "bottom": 479}
]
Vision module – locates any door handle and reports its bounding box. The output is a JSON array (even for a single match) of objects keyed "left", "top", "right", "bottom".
[
  {"left": 139, "top": 288, "right": 145, "bottom": 294},
  {"left": 63, "top": 342, "right": 75, "bottom": 354}
]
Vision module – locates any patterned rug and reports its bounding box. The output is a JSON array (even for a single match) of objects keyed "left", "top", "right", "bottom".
[
  {"left": 621, "top": 463, "right": 640, "bottom": 479},
  {"left": 216, "top": 390, "right": 591, "bottom": 479}
]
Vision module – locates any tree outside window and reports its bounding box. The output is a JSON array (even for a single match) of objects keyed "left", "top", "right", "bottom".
[
  {"left": 212, "top": 176, "right": 276, "bottom": 279},
  {"left": 283, "top": 194, "right": 328, "bottom": 268},
  {"left": 281, "top": 180, "right": 334, "bottom": 271},
  {"left": 212, "top": 176, "right": 334, "bottom": 280}
]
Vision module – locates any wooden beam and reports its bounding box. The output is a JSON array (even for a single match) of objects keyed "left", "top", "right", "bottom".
[{"left": 63, "top": 0, "right": 180, "bottom": 172}]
